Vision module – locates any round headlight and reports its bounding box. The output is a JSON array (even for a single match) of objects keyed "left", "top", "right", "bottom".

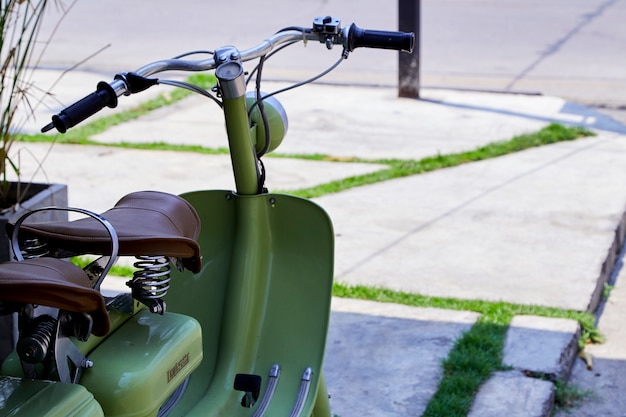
[{"left": 246, "top": 92, "right": 288, "bottom": 154}]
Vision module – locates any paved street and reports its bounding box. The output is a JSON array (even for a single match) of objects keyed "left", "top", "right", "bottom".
[{"left": 38, "top": 0, "right": 626, "bottom": 108}]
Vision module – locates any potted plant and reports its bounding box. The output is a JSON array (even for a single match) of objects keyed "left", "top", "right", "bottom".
[
  {"left": 0, "top": 0, "right": 78, "bottom": 261},
  {"left": 0, "top": 0, "right": 75, "bottom": 362}
]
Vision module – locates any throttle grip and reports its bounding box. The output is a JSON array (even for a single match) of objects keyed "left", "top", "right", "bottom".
[
  {"left": 347, "top": 23, "right": 414, "bottom": 53},
  {"left": 42, "top": 81, "right": 118, "bottom": 133}
]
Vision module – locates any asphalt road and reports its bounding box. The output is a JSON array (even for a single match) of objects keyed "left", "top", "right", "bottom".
[
  {"left": 419, "top": 0, "right": 626, "bottom": 124},
  {"left": 37, "top": 0, "right": 626, "bottom": 122}
]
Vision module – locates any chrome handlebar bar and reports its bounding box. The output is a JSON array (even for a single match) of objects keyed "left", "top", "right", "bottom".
[
  {"left": 136, "top": 30, "right": 318, "bottom": 79},
  {"left": 42, "top": 18, "right": 414, "bottom": 134}
]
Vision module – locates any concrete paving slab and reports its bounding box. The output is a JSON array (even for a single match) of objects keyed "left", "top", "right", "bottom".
[
  {"left": 315, "top": 132, "right": 626, "bottom": 311},
  {"left": 503, "top": 315, "right": 580, "bottom": 381},
  {"left": 85, "top": 79, "right": 623, "bottom": 160},
  {"left": 37, "top": 76, "right": 622, "bottom": 161},
  {"left": 467, "top": 371, "right": 555, "bottom": 417},
  {"left": 90, "top": 83, "right": 553, "bottom": 160},
  {"left": 324, "top": 297, "right": 480, "bottom": 417}
]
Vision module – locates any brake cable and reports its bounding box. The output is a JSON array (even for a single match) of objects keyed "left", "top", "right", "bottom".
[{"left": 157, "top": 50, "right": 223, "bottom": 107}]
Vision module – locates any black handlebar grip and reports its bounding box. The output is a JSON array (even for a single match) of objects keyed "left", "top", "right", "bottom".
[
  {"left": 347, "top": 23, "right": 415, "bottom": 53},
  {"left": 43, "top": 81, "right": 118, "bottom": 133}
]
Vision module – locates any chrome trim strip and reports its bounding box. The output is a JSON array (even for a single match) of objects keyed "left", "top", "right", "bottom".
[
  {"left": 288, "top": 367, "right": 313, "bottom": 417},
  {"left": 251, "top": 364, "right": 281, "bottom": 417}
]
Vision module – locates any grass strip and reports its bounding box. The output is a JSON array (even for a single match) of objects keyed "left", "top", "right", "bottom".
[
  {"left": 18, "top": 73, "right": 217, "bottom": 144},
  {"left": 284, "top": 123, "right": 595, "bottom": 198},
  {"left": 424, "top": 318, "right": 508, "bottom": 417},
  {"left": 19, "top": 84, "right": 594, "bottom": 203},
  {"left": 333, "top": 283, "right": 600, "bottom": 417},
  {"left": 332, "top": 283, "right": 600, "bottom": 345}
]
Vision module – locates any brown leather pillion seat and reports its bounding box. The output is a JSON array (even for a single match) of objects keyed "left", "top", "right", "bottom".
[
  {"left": 17, "top": 191, "right": 202, "bottom": 273},
  {"left": 0, "top": 257, "right": 109, "bottom": 336},
  {"left": 0, "top": 191, "right": 202, "bottom": 336}
]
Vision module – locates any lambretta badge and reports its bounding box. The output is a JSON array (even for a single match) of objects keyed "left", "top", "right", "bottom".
[{"left": 168, "top": 353, "right": 190, "bottom": 383}]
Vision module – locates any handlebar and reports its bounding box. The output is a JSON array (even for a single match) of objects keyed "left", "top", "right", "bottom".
[
  {"left": 49, "top": 82, "right": 118, "bottom": 134},
  {"left": 346, "top": 23, "right": 414, "bottom": 52},
  {"left": 42, "top": 18, "right": 414, "bottom": 134}
]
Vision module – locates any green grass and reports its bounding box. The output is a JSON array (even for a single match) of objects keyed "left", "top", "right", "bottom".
[
  {"left": 331, "top": 283, "right": 599, "bottom": 341},
  {"left": 283, "top": 123, "right": 594, "bottom": 198},
  {"left": 70, "top": 256, "right": 138, "bottom": 277},
  {"left": 24, "top": 121, "right": 589, "bottom": 203},
  {"left": 333, "top": 283, "right": 601, "bottom": 417},
  {"left": 553, "top": 381, "right": 594, "bottom": 415},
  {"left": 18, "top": 79, "right": 593, "bottom": 205},
  {"left": 425, "top": 319, "right": 508, "bottom": 416}
]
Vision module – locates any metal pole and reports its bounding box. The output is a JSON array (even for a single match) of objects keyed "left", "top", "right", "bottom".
[{"left": 398, "top": 0, "right": 420, "bottom": 98}]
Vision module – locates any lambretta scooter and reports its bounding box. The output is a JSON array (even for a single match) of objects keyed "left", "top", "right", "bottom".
[{"left": 0, "top": 17, "right": 413, "bottom": 417}]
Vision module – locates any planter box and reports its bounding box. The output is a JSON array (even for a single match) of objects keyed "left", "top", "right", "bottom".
[
  {"left": 0, "top": 182, "right": 68, "bottom": 262},
  {"left": 0, "top": 182, "right": 68, "bottom": 364}
]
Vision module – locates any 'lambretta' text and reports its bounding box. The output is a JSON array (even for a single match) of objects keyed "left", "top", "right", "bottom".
[{"left": 168, "top": 353, "right": 190, "bottom": 383}]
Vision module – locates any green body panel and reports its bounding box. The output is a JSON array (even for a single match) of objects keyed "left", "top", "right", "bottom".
[
  {"left": 80, "top": 311, "right": 203, "bottom": 417},
  {"left": 0, "top": 376, "right": 103, "bottom": 417},
  {"left": 310, "top": 371, "right": 331, "bottom": 417},
  {"left": 164, "top": 190, "right": 334, "bottom": 416}
]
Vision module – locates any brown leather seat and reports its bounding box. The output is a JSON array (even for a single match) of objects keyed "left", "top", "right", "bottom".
[
  {"left": 18, "top": 191, "right": 202, "bottom": 273},
  {"left": 0, "top": 257, "right": 109, "bottom": 336}
]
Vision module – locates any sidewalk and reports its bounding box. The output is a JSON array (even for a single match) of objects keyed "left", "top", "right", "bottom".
[{"left": 16, "top": 72, "right": 626, "bottom": 416}]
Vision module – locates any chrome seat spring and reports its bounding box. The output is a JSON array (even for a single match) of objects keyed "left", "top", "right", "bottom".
[
  {"left": 19, "top": 237, "right": 49, "bottom": 259},
  {"left": 17, "top": 315, "right": 57, "bottom": 364},
  {"left": 128, "top": 255, "right": 171, "bottom": 314}
]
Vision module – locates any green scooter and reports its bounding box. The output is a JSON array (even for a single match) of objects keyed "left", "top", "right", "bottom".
[{"left": 0, "top": 17, "right": 413, "bottom": 417}]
